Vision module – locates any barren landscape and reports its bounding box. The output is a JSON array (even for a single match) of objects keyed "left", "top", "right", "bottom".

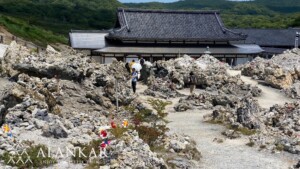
[{"left": 0, "top": 42, "right": 299, "bottom": 168}]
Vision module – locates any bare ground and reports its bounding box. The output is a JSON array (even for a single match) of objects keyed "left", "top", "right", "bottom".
[
  {"left": 0, "top": 70, "right": 297, "bottom": 168},
  {"left": 136, "top": 70, "right": 298, "bottom": 169},
  {"left": 227, "top": 70, "right": 294, "bottom": 109}
]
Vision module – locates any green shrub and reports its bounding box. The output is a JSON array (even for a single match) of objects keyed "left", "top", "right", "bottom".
[
  {"left": 227, "top": 125, "right": 256, "bottom": 136},
  {"left": 259, "top": 145, "right": 267, "bottom": 149},
  {"left": 133, "top": 108, "right": 153, "bottom": 126},
  {"left": 0, "top": 15, "right": 67, "bottom": 46},
  {"left": 275, "top": 144, "right": 285, "bottom": 151},
  {"left": 147, "top": 98, "right": 171, "bottom": 118},
  {"left": 72, "top": 140, "right": 101, "bottom": 164},
  {"left": 246, "top": 141, "right": 255, "bottom": 147},
  {"left": 135, "top": 126, "right": 163, "bottom": 147},
  {"left": 110, "top": 127, "right": 128, "bottom": 139},
  {"left": 85, "top": 159, "right": 106, "bottom": 169},
  {"left": 0, "top": 144, "right": 57, "bottom": 168},
  {"left": 124, "top": 105, "right": 135, "bottom": 113},
  {"left": 236, "top": 127, "right": 256, "bottom": 136},
  {"left": 206, "top": 119, "right": 224, "bottom": 125}
]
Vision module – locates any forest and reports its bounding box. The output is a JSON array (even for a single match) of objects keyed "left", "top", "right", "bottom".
[{"left": 0, "top": 0, "right": 298, "bottom": 45}]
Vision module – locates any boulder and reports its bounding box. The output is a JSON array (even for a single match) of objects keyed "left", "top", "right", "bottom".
[{"left": 42, "top": 120, "right": 68, "bottom": 138}]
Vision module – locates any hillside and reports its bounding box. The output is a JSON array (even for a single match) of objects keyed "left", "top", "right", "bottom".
[
  {"left": 0, "top": 0, "right": 122, "bottom": 35},
  {"left": 0, "top": 14, "right": 67, "bottom": 47},
  {"left": 0, "top": 0, "right": 299, "bottom": 46},
  {"left": 126, "top": 0, "right": 300, "bottom": 28}
]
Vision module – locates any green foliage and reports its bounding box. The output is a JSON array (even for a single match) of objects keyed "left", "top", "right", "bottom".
[
  {"left": 206, "top": 119, "right": 224, "bottom": 125},
  {"left": 259, "top": 145, "right": 267, "bottom": 149},
  {"left": 0, "top": 0, "right": 298, "bottom": 46},
  {"left": 275, "top": 144, "right": 285, "bottom": 151},
  {"left": 72, "top": 140, "right": 101, "bottom": 163},
  {"left": 132, "top": 108, "right": 153, "bottom": 126},
  {"left": 0, "top": 0, "right": 122, "bottom": 35},
  {"left": 0, "top": 15, "right": 67, "bottom": 46},
  {"left": 135, "top": 125, "right": 164, "bottom": 147},
  {"left": 124, "top": 105, "right": 136, "bottom": 113},
  {"left": 227, "top": 125, "right": 257, "bottom": 136},
  {"left": 222, "top": 13, "right": 297, "bottom": 28},
  {"left": 85, "top": 159, "right": 103, "bottom": 169},
  {"left": 0, "top": 144, "right": 57, "bottom": 168},
  {"left": 246, "top": 141, "right": 255, "bottom": 147},
  {"left": 147, "top": 98, "right": 172, "bottom": 119},
  {"left": 110, "top": 126, "right": 128, "bottom": 139},
  {"left": 126, "top": 0, "right": 300, "bottom": 29},
  {"left": 291, "top": 14, "right": 300, "bottom": 27}
]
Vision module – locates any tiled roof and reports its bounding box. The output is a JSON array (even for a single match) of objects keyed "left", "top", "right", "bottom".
[
  {"left": 108, "top": 8, "right": 246, "bottom": 42},
  {"left": 233, "top": 28, "right": 300, "bottom": 47}
]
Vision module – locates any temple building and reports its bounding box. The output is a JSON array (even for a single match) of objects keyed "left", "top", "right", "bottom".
[
  {"left": 233, "top": 28, "right": 300, "bottom": 58},
  {"left": 69, "top": 8, "right": 265, "bottom": 65}
]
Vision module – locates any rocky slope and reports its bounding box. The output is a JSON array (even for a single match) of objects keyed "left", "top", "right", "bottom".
[
  {"left": 237, "top": 48, "right": 300, "bottom": 99},
  {"left": 0, "top": 42, "right": 201, "bottom": 169}
]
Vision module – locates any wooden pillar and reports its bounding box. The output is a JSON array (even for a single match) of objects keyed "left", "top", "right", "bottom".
[{"left": 150, "top": 54, "right": 153, "bottom": 63}]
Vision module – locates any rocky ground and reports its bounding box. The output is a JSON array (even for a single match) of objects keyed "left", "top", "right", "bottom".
[
  {"left": 236, "top": 48, "right": 300, "bottom": 99},
  {"left": 0, "top": 42, "right": 201, "bottom": 169},
  {"left": 0, "top": 41, "right": 299, "bottom": 169}
]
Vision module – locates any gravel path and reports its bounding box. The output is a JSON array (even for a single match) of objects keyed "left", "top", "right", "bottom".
[
  {"left": 227, "top": 70, "right": 295, "bottom": 109},
  {"left": 136, "top": 70, "right": 297, "bottom": 169}
]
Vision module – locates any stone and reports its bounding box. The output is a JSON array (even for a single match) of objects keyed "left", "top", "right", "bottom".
[
  {"left": 25, "top": 125, "right": 35, "bottom": 130},
  {"left": 42, "top": 120, "right": 68, "bottom": 138},
  {"left": 167, "top": 157, "right": 194, "bottom": 169},
  {"left": 34, "top": 109, "right": 48, "bottom": 120},
  {"left": 169, "top": 140, "right": 186, "bottom": 152},
  {"left": 222, "top": 130, "right": 241, "bottom": 139},
  {"left": 33, "top": 119, "right": 46, "bottom": 129},
  {"left": 19, "top": 122, "right": 29, "bottom": 127}
]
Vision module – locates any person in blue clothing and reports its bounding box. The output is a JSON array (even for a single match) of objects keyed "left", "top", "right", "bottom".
[{"left": 131, "top": 68, "right": 138, "bottom": 93}]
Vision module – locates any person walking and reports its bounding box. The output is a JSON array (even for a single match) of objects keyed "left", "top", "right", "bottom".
[
  {"left": 125, "top": 62, "right": 130, "bottom": 73},
  {"left": 189, "top": 71, "right": 196, "bottom": 95},
  {"left": 139, "top": 57, "right": 145, "bottom": 66},
  {"left": 129, "top": 60, "right": 135, "bottom": 73},
  {"left": 131, "top": 68, "right": 138, "bottom": 94}
]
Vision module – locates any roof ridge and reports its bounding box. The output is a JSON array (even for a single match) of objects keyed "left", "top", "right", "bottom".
[
  {"left": 224, "top": 28, "right": 247, "bottom": 37},
  {"left": 70, "top": 30, "right": 109, "bottom": 33},
  {"left": 117, "top": 7, "right": 219, "bottom": 14},
  {"left": 234, "top": 28, "right": 300, "bottom": 30}
]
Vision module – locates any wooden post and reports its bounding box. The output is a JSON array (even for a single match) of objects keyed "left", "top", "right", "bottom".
[
  {"left": 115, "top": 78, "right": 119, "bottom": 112},
  {"left": 150, "top": 54, "right": 153, "bottom": 63}
]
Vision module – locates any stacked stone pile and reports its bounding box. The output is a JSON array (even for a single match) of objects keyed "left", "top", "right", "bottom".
[
  {"left": 238, "top": 48, "right": 300, "bottom": 98},
  {"left": 0, "top": 42, "right": 201, "bottom": 168}
]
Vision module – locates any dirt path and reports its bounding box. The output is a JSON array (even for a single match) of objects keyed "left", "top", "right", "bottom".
[
  {"left": 227, "top": 70, "right": 294, "bottom": 109},
  {"left": 136, "top": 74, "right": 297, "bottom": 169},
  {"left": 167, "top": 88, "right": 296, "bottom": 169}
]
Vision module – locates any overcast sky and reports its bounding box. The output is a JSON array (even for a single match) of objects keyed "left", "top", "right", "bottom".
[{"left": 119, "top": 0, "right": 178, "bottom": 3}]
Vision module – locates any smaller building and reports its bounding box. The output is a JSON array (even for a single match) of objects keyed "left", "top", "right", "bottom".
[{"left": 233, "top": 28, "right": 300, "bottom": 58}]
